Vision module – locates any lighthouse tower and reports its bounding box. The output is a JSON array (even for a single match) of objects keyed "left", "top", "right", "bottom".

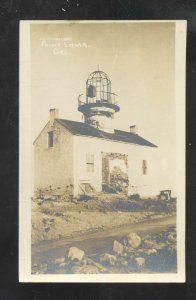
[{"left": 78, "top": 69, "right": 120, "bottom": 133}]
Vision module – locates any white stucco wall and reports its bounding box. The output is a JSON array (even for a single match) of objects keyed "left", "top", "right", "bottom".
[
  {"left": 34, "top": 121, "right": 160, "bottom": 198},
  {"left": 73, "top": 135, "right": 160, "bottom": 198}
]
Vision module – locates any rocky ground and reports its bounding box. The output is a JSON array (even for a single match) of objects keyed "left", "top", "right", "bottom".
[
  {"left": 31, "top": 195, "right": 176, "bottom": 244},
  {"left": 32, "top": 226, "right": 177, "bottom": 274},
  {"left": 31, "top": 195, "right": 176, "bottom": 274}
]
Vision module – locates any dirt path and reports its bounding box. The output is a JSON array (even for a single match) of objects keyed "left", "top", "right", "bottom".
[{"left": 32, "top": 214, "right": 176, "bottom": 265}]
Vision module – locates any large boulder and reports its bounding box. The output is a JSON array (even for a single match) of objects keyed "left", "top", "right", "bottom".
[
  {"left": 100, "top": 253, "right": 117, "bottom": 266},
  {"left": 68, "top": 247, "right": 85, "bottom": 261},
  {"left": 127, "top": 232, "right": 141, "bottom": 248},
  {"left": 113, "top": 240, "right": 124, "bottom": 255}
]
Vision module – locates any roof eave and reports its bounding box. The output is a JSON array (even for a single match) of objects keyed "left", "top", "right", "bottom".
[
  {"left": 72, "top": 133, "right": 158, "bottom": 147},
  {"left": 54, "top": 119, "right": 158, "bottom": 148}
]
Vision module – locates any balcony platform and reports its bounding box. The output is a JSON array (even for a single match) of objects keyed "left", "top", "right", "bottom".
[{"left": 78, "top": 102, "right": 120, "bottom": 114}]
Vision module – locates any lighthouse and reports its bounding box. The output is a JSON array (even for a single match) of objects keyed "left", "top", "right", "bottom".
[
  {"left": 78, "top": 69, "right": 120, "bottom": 133},
  {"left": 34, "top": 67, "right": 159, "bottom": 199}
]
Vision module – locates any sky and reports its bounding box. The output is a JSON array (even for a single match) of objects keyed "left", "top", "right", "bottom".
[{"left": 30, "top": 22, "right": 176, "bottom": 192}]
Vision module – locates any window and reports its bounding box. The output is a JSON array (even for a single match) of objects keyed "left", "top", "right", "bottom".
[
  {"left": 86, "top": 154, "right": 94, "bottom": 172},
  {"left": 48, "top": 131, "right": 54, "bottom": 148},
  {"left": 142, "top": 160, "right": 147, "bottom": 175}
]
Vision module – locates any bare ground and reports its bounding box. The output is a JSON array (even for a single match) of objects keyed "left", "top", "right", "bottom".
[{"left": 32, "top": 196, "right": 176, "bottom": 244}]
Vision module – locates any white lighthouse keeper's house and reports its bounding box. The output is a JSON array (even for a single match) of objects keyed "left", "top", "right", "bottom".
[{"left": 33, "top": 69, "right": 159, "bottom": 198}]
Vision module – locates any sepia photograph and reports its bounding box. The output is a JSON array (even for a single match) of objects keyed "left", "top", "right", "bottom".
[{"left": 19, "top": 20, "right": 186, "bottom": 282}]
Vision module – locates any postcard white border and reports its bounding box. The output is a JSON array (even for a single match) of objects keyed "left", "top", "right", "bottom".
[{"left": 19, "top": 20, "right": 186, "bottom": 282}]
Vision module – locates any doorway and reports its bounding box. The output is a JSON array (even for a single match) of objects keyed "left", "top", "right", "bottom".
[{"left": 102, "top": 152, "right": 129, "bottom": 194}]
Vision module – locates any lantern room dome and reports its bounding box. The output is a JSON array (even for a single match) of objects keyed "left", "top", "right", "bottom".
[{"left": 87, "top": 70, "right": 111, "bottom": 84}]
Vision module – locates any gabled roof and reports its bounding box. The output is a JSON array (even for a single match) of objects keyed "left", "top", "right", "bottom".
[{"left": 56, "top": 119, "right": 157, "bottom": 147}]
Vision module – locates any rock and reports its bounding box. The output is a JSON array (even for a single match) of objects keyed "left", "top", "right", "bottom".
[
  {"left": 154, "top": 243, "right": 165, "bottom": 250},
  {"left": 113, "top": 240, "right": 124, "bottom": 255},
  {"left": 121, "top": 252, "right": 127, "bottom": 257},
  {"left": 86, "top": 258, "right": 106, "bottom": 272},
  {"left": 145, "top": 248, "right": 157, "bottom": 255},
  {"left": 168, "top": 234, "right": 176, "bottom": 242},
  {"left": 39, "top": 263, "right": 48, "bottom": 272},
  {"left": 117, "top": 256, "right": 129, "bottom": 266},
  {"left": 55, "top": 257, "right": 65, "bottom": 264},
  {"left": 73, "top": 265, "right": 99, "bottom": 274},
  {"left": 135, "top": 257, "right": 145, "bottom": 267},
  {"left": 43, "top": 195, "right": 52, "bottom": 200},
  {"left": 121, "top": 260, "right": 128, "bottom": 267},
  {"left": 127, "top": 232, "right": 141, "bottom": 248},
  {"left": 168, "top": 244, "right": 176, "bottom": 252},
  {"left": 59, "top": 262, "right": 67, "bottom": 268},
  {"left": 37, "top": 198, "right": 43, "bottom": 203},
  {"left": 144, "top": 239, "right": 155, "bottom": 247},
  {"left": 68, "top": 247, "right": 85, "bottom": 261},
  {"left": 100, "top": 253, "right": 117, "bottom": 266}
]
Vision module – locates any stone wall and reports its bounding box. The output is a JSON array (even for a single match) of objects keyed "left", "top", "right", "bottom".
[{"left": 34, "top": 121, "right": 74, "bottom": 196}]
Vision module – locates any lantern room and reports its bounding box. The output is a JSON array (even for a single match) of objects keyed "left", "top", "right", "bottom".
[{"left": 78, "top": 69, "right": 120, "bottom": 133}]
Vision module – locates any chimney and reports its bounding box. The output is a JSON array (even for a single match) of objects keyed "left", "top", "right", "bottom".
[
  {"left": 129, "top": 125, "right": 138, "bottom": 134},
  {"left": 49, "top": 108, "right": 59, "bottom": 126}
]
